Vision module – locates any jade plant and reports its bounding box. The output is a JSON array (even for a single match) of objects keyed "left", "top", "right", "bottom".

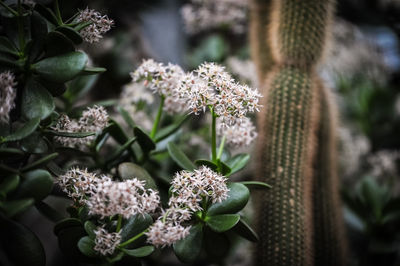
[{"left": 0, "top": 1, "right": 269, "bottom": 265}]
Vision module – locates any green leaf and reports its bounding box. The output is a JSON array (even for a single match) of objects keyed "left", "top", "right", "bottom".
[
  {"left": 34, "top": 4, "right": 59, "bottom": 25},
  {"left": 106, "top": 137, "right": 137, "bottom": 164},
  {"left": 226, "top": 153, "right": 250, "bottom": 175},
  {"left": 204, "top": 228, "right": 230, "bottom": 261},
  {"left": 117, "top": 106, "right": 135, "bottom": 129},
  {"left": 57, "top": 226, "right": 92, "bottom": 262},
  {"left": 30, "top": 11, "right": 48, "bottom": 62},
  {"left": 0, "top": 174, "right": 19, "bottom": 197},
  {"left": 232, "top": 218, "right": 259, "bottom": 242},
  {"left": 21, "top": 153, "right": 58, "bottom": 172},
  {"left": 120, "top": 214, "right": 153, "bottom": 249},
  {"left": 21, "top": 132, "right": 48, "bottom": 154},
  {"left": 1, "top": 219, "right": 46, "bottom": 266},
  {"left": 134, "top": 127, "right": 156, "bottom": 153},
  {"left": 56, "top": 26, "right": 83, "bottom": 44},
  {"left": 167, "top": 142, "right": 195, "bottom": 171},
  {"left": 45, "top": 31, "right": 74, "bottom": 57},
  {"left": 0, "top": 148, "right": 24, "bottom": 158},
  {"left": 17, "top": 169, "right": 53, "bottom": 201},
  {"left": 0, "top": 198, "right": 35, "bottom": 217},
  {"left": 206, "top": 214, "right": 240, "bottom": 233},
  {"left": 195, "top": 159, "right": 218, "bottom": 171},
  {"left": 84, "top": 221, "right": 97, "bottom": 239},
  {"left": 2, "top": 117, "right": 40, "bottom": 143},
  {"left": 107, "top": 120, "right": 129, "bottom": 144},
  {"left": 82, "top": 67, "right": 106, "bottom": 75},
  {"left": 118, "top": 162, "right": 157, "bottom": 190},
  {"left": 38, "top": 78, "right": 67, "bottom": 97},
  {"left": 54, "top": 218, "right": 82, "bottom": 236},
  {"left": 35, "top": 201, "right": 65, "bottom": 222},
  {"left": 21, "top": 80, "right": 55, "bottom": 120},
  {"left": 122, "top": 246, "right": 154, "bottom": 257},
  {"left": 44, "top": 129, "right": 95, "bottom": 138},
  {"left": 0, "top": 36, "right": 18, "bottom": 55},
  {"left": 155, "top": 115, "right": 188, "bottom": 142},
  {"left": 34, "top": 51, "right": 88, "bottom": 83},
  {"left": 217, "top": 159, "right": 231, "bottom": 176},
  {"left": 173, "top": 224, "right": 203, "bottom": 263},
  {"left": 240, "top": 181, "right": 271, "bottom": 189},
  {"left": 65, "top": 74, "right": 98, "bottom": 103},
  {"left": 207, "top": 182, "right": 250, "bottom": 216},
  {"left": 78, "top": 236, "right": 98, "bottom": 258}
]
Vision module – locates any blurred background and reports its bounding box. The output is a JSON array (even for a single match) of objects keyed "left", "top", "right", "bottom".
[{"left": 6, "top": 0, "right": 400, "bottom": 265}]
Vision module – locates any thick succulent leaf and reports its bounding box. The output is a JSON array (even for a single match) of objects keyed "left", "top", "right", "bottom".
[
  {"left": 1, "top": 219, "right": 46, "bottom": 266},
  {"left": 134, "top": 127, "right": 155, "bottom": 153},
  {"left": 118, "top": 162, "right": 157, "bottom": 190},
  {"left": 16, "top": 169, "right": 53, "bottom": 201},
  {"left": 232, "top": 218, "right": 259, "bottom": 242},
  {"left": 240, "top": 181, "right": 271, "bottom": 189},
  {"left": 167, "top": 142, "right": 195, "bottom": 171},
  {"left": 122, "top": 246, "right": 154, "bottom": 257},
  {"left": 155, "top": 115, "right": 188, "bottom": 142},
  {"left": 78, "top": 236, "right": 98, "bottom": 258},
  {"left": 173, "top": 224, "right": 203, "bottom": 263},
  {"left": 21, "top": 132, "right": 48, "bottom": 154},
  {"left": 204, "top": 228, "right": 230, "bottom": 261},
  {"left": 21, "top": 152, "right": 58, "bottom": 172},
  {"left": 21, "top": 80, "right": 55, "bottom": 120},
  {"left": 1, "top": 117, "right": 40, "bottom": 143},
  {"left": 0, "top": 174, "right": 19, "bottom": 197},
  {"left": 34, "top": 51, "right": 88, "bottom": 83},
  {"left": 0, "top": 198, "right": 35, "bottom": 217},
  {"left": 56, "top": 26, "right": 83, "bottom": 44},
  {"left": 225, "top": 153, "right": 250, "bottom": 175},
  {"left": 206, "top": 214, "right": 240, "bottom": 233},
  {"left": 207, "top": 182, "right": 250, "bottom": 216}
]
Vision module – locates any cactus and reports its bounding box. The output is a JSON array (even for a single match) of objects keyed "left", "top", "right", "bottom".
[
  {"left": 251, "top": 0, "right": 346, "bottom": 265},
  {"left": 313, "top": 82, "right": 347, "bottom": 266}
]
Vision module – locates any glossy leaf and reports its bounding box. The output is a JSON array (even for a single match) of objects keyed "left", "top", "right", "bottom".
[
  {"left": 21, "top": 80, "right": 55, "bottom": 120},
  {"left": 167, "top": 142, "right": 195, "bottom": 171},
  {"left": 207, "top": 182, "right": 250, "bottom": 216},
  {"left": 1, "top": 219, "right": 46, "bottom": 266},
  {"left": 84, "top": 221, "right": 97, "bottom": 239},
  {"left": 39, "top": 79, "right": 67, "bottom": 97},
  {"left": 65, "top": 74, "right": 98, "bottom": 103},
  {"left": 34, "top": 4, "right": 59, "bottom": 25},
  {"left": 240, "top": 181, "right": 271, "bottom": 189},
  {"left": 2, "top": 117, "right": 40, "bottom": 143},
  {"left": 206, "top": 214, "right": 240, "bottom": 233},
  {"left": 0, "top": 175, "right": 19, "bottom": 197},
  {"left": 0, "top": 148, "right": 24, "bottom": 159},
  {"left": 226, "top": 153, "right": 250, "bottom": 175},
  {"left": 29, "top": 11, "right": 48, "bottom": 61},
  {"left": 173, "top": 224, "right": 203, "bottom": 263},
  {"left": 122, "top": 246, "right": 155, "bottom": 257},
  {"left": 44, "top": 129, "right": 95, "bottom": 138},
  {"left": 155, "top": 115, "right": 188, "bottom": 142},
  {"left": 78, "top": 236, "right": 98, "bottom": 258},
  {"left": 21, "top": 152, "right": 58, "bottom": 172},
  {"left": 17, "top": 169, "right": 53, "bottom": 201},
  {"left": 232, "top": 218, "right": 259, "bottom": 242},
  {"left": 118, "top": 162, "right": 157, "bottom": 190},
  {"left": 0, "top": 198, "right": 35, "bottom": 217},
  {"left": 195, "top": 159, "right": 218, "bottom": 171},
  {"left": 217, "top": 159, "right": 231, "bottom": 176},
  {"left": 120, "top": 214, "right": 153, "bottom": 249},
  {"left": 204, "top": 228, "right": 230, "bottom": 261},
  {"left": 134, "top": 127, "right": 155, "bottom": 153},
  {"left": 45, "top": 31, "right": 74, "bottom": 57},
  {"left": 34, "top": 51, "right": 88, "bottom": 83},
  {"left": 0, "top": 36, "right": 18, "bottom": 55},
  {"left": 56, "top": 26, "right": 83, "bottom": 44},
  {"left": 117, "top": 106, "right": 135, "bottom": 129},
  {"left": 82, "top": 67, "right": 106, "bottom": 75},
  {"left": 106, "top": 137, "right": 137, "bottom": 164},
  {"left": 21, "top": 132, "right": 48, "bottom": 154}
]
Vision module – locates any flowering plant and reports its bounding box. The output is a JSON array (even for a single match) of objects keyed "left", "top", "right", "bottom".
[{"left": 0, "top": 1, "right": 269, "bottom": 265}]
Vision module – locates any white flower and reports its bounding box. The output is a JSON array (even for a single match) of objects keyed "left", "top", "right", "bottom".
[
  {"left": 87, "top": 178, "right": 160, "bottom": 219},
  {"left": 217, "top": 116, "right": 258, "bottom": 148},
  {"left": 93, "top": 227, "right": 121, "bottom": 256},
  {"left": 169, "top": 166, "right": 229, "bottom": 212},
  {"left": 0, "top": 71, "right": 17, "bottom": 123},
  {"left": 181, "top": 0, "right": 248, "bottom": 34},
  {"left": 56, "top": 167, "right": 111, "bottom": 202},
  {"left": 120, "top": 82, "right": 154, "bottom": 111},
  {"left": 77, "top": 8, "right": 114, "bottom": 43},
  {"left": 145, "top": 219, "right": 191, "bottom": 248},
  {"left": 367, "top": 150, "right": 400, "bottom": 177},
  {"left": 52, "top": 106, "right": 109, "bottom": 149}
]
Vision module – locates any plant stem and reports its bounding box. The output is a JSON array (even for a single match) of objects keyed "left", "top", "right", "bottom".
[
  {"left": 116, "top": 215, "right": 122, "bottom": 232},
  {"left": 118, "top": 230, "right": 148, "bottom": 248},
  {"left": 0, "top": 1, "right": 18, "bottom": 16},
  {"left": 150, "top": 95, "right": 165, "bottom": 139},
  {"left": 211, "top": 110, "right": 217, "bottom": 163},
  {"left": 16, "top": 0, "right": 25, "bottom": 51},
  {"left": 217, "top": 135, "right": 226, "bottom": 160}
]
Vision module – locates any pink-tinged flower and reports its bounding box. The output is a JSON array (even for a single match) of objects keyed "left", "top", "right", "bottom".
[
  {"left": 0, "top": 71, "right": 17, "bottom": 123},
  {"left": 145, "top": 218, "right": 191, "bottom": 248},
  {"left": 93, "top": 227, "right": 121, "bottom": 255},
  {"left": 217, "top": 116, "right": 258, "bottom": 148},
  {"left": 77, "top": 8, "right": 113, "bottom": 43},
  {"left": 87, "top": 178, "right": 160, "bottom": 219}
]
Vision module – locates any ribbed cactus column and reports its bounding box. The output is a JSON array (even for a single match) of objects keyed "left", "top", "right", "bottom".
[
  {"left": 253, "top": 0, "right": 335, "bottom": 265},
  {"left": 313, "top": 83, "right": 347, "bottom": 266}
]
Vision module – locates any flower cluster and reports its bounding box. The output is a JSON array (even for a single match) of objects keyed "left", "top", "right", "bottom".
[
  {"left": 0, "top": 71, "right": 17, "bottom": 123},
  {"left": 217, "top": 117, "right": 258, "bottom": 148},
  {"left": 131, "top": 59, "right": 188, "bottom": 114},
  {"left": 76, "top": 8, "right": 114, "bottom": 43},
  {"left": 146, "top": 166, "right": 228, "bottom": 247},
  {"left": 52, "top": 105, "right": 109, "bottom": 149},
  {"left": 93, "top": 227, "right": 121, "bottom": 256},
  {"left": 367, "top": 150, "right": 400, "bottom": 178},
  {"left": 180, "top": 62, "right": 262, "bottom": 125},
  {"left": 181, "top": 0, "right": 248, "bottom": 34},
  {"left": 56, "top": 167, "right": 111, "bottom": 202},
  {"left": 87, "top": 178, "right": 160, "bottom": 219}
]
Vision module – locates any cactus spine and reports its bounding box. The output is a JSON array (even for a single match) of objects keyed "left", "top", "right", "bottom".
[{"left": 251, "top": 0, "right": 346, "bottom": 265}]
